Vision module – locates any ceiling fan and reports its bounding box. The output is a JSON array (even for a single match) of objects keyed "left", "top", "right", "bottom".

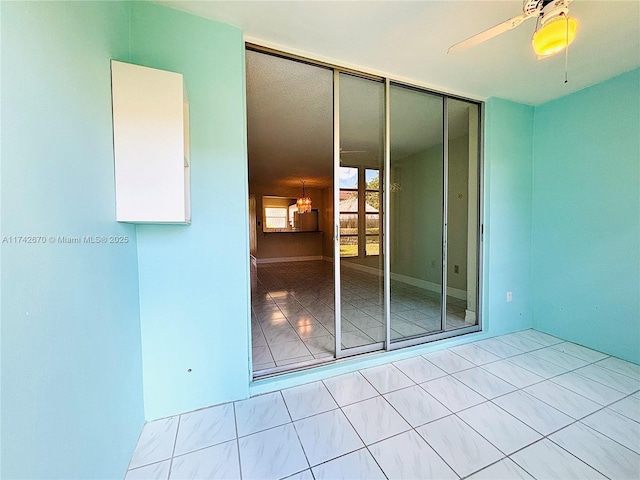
[{"left": 448, "top": 0, "right": 578, "bottom": 58}]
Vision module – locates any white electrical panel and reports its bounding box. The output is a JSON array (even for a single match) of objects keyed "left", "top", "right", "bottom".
[{"left": 111, "top": 60, "right": 190, "bottom": 223}]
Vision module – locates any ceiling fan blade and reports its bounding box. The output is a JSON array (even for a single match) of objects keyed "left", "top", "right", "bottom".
[{"left": 448, "top": 14, "right": 531, "bottom": 54}]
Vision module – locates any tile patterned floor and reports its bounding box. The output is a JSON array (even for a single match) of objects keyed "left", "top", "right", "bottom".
[
  {"left": 125, "top": 329, "right": 640, "bottom": 480},
  {"left": 251, "top": 261, "right": 471, "bottom": 372}
]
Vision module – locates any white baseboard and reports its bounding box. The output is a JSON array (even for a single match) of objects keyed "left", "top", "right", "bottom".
[
  {"left": 391, "top": 272, "right": 467, "bottom": 300},
  {"left": 340, "top": 260, "right": 383, "bottom": 276},
  {"left": 447, "top": 286, "right": 468, "bottom": 301},
  {"left": 465, "top": 309, "right": 476, "bottom": 324},
  {"left": 256, "top": 255, "right": 323, "bottom": 264},
  {"left": 298, "top": 255, "right": 468, "bottom": 301}
]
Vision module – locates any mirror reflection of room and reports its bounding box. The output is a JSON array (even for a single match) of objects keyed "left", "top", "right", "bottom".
[
  {"left": 246, "top": 48, "right": 481, "bottom": 378},
  {"left": 247, "top": 50, "right": 336, "bottom": 375}
]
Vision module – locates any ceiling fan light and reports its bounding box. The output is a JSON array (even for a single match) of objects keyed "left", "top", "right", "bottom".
[{"left": 532, "top": 16, "right": 578, "bottom": 57}]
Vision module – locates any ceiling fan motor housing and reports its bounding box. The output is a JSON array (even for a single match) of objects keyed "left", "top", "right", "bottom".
[
  {"left": 539, "top": 0, "right": 571, "bottom": 25},
  {"left": 524, "top": 0, "right": 544, "bottom": 16}
]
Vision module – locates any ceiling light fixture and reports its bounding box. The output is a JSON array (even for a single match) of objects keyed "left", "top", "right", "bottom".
[
  {"left": 532, "top": 11, "right": 577, "bottom": 57},
  {"left": 296, "top": 180, "right": 312, "bottom": 213},
  {"left": 448, "top": 0, "right": 579, "bottom": 67}
]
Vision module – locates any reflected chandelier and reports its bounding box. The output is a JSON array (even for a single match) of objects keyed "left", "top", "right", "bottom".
[{"left": 296, "top": 180, "right": 312, "bottom": 213}]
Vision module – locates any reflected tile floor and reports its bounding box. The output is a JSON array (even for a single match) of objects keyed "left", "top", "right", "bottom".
[
  {"left": 126, "top": 329, "right": 640, "bottom": 479},
  {"left": 251, "top": 260, "right": 471, "bottom": 373}
]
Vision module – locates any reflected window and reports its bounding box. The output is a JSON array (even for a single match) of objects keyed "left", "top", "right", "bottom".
[
  {"left": 265, "top": 207, "right": 287, "bottom": 229},
  {"left": 339, "top": 166, "right": 381, "bottom": 258},
  {"left": 339, "top": 166, "right": 358, "bottom": 257},
  {"left": 365, "top": 169, "right": 380, "bottom": 256}
]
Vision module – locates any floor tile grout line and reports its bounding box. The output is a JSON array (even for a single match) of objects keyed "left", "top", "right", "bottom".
[
  {"left": 136, "top": 338, "right": 637, "bottom": 458},
  {"left": 364, "top": 377, "right": 463, "bottom": 478},
  {"left": 123, "top": 420, "right": 146, "bottom": 473},
  {"left": 546, "top": 372, "right": 636, "bottom": 401},
  {"left": 312, "top": 373, "right": 392, "bottom": 478},
  {"left": 494, "top": 435, "right": 601, "bottom": 480},
  {"left": 160, "top": 436, "right": 246, "bottom": 463},
  {"left": 450, "top": 370, "right": 627, "bottom": 480},
  {"left": 338, "top": 369, "right": 624, "bottom": 480},
  {"left": 576, "top": 414, "right": 640, "bottom": 456},
  {"left": 484, "top": 363, "right": 640, "bottom": 443},
  {"left": 252, "top": 260, "right": 485, "bottom": 372},
  {"left": 571, "top": 364, "right": 640, "bottom": 392},
  {"left": 133, "top": 321, "right": 639, "bottom": 479},
  {"left": 333, "top": 368, "right": 434, "bottom": 479},
  {"left": 458, "top": 457, "right": 511, "bottom": 480},
  {"left": 487, "top": 393, "right": 572, "bottom": 437},
  {"left": 413, "top": 415, "right": 475, "bottom": 478},
  {"left": 280, "top": 390, "right": 314, "bottom": 476},
  {"left": 542, "top": 433, "right": 614, "bottom": 479},
  {"left": 450, "top": 363, "right": 522, "bottom": 398},
  {"left": 591, "top": 359, "right": 640, "bottom": 380},
  {"left": 548, "top": 343, "right": 612, "bottom": 364},
  {"left": 422, "top": 357, "right": 638, "bottom": 475},
  {"left": 522, "top": 374, "right": 633, "bottom": 413},
  {"left": 453, "top": 402, "right": 540, "bottom": 460},
  {"left": 165, "top": 415, "right": 181, "bottom": 480},
  {"left": 229, "top": 404, "right": 243, "bottom": 480},
  {"left": 336, "top": 398, "right": 390, "bottom": 477},
  {"left": 362, "top": 445, "right": 391, "bottom": 480}
]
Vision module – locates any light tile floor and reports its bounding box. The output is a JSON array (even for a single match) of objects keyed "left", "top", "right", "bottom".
[
  {"left": 125, "top": 329, "right": 640, "bottom": 479},
  {"left": 251, "top": 261, "right": 470, "bottom": 373}
]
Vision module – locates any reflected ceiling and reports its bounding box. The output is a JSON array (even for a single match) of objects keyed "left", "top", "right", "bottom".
[
  {"left": 246, "top": 52, "right": 333, "bottom": 189},
  {"left": 247, "top": 51, "right": 475, "bottom": 189}
]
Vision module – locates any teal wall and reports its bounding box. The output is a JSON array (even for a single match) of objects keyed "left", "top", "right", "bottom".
[
  {"left": 532, "top": 69, "right": 640, "bottom": 363},
  {"left": 0, "top": 2, "right": 144, "bottom": 479},
  {"left": 3, "top": 0, "right": 635, "bottom": 476},
  {"left": 482, "top": 98, "right": 535, "bottom": 335},
  {"left": 130, "top": 2, "right": 251, "bottom": 420}
]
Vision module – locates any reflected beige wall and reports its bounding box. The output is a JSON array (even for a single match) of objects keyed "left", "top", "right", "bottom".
[
  {"left": 390, "top": 135, "right": 472, "bottom": 292},
  {"left": 249, "top": 184, "right": 326, "bottom": 261}
]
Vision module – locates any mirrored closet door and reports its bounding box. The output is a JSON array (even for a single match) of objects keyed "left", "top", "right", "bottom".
[{"left": 247, "top": 46, "right": 482, "bottom": 377}]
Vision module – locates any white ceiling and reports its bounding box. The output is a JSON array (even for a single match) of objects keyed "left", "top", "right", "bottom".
[{"left": 160, "top": 0, "right": 640, "bottom": 105}]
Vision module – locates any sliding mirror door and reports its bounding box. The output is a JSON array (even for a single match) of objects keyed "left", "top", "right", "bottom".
[
  {"left": 335, "top": 72, "right": 386, "bottom": 356},
  {"left": 247, "top": 50, "right": 336, "bottom": 376},
  {"left": 389, "top": 84, "right": 444, "bottom": 342},
  {"left": 248, "top": 46, "right": 482, "bottom": 375}
]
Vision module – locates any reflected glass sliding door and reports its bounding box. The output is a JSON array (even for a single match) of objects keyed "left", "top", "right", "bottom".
[
  {"left": 445, "top": 98, "right": 480, "bottom": 331},
  {"left": 335, "top": 72, "right": 386, "bottom": 357}
]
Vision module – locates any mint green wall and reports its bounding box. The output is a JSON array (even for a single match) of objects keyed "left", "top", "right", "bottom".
[
  {"left": 532, "top": 69, "right": 640, "bottom": 363},
  {"left": 129, "top": 2, "right": 251, "bottom": 420},
  {"left": 5, "top": 3, "right": 635, "bottom": 478},
  {"left": 483, "top": 98, "right": 534, "bottom": 334},
  {"left": 0, "top": 2, "right": 144, "bottom": 478}
]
